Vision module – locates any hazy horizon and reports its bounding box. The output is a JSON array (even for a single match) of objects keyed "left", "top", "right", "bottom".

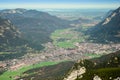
[{"left": 0, "top": 0, "right": 120, "bottom": 9}]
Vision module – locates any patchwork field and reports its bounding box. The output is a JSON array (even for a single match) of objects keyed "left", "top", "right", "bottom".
[{"left": 51, "top": 28, "right": 88, "bottom": 49}]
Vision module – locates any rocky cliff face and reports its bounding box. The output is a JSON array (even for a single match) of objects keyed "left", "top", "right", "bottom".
[
  {"left": 87, "top": 7, "right": 120, "bottom": 43},
  {"left": 101, "top": 7, "right": 120, "bottom": 27},
  {"left": 0, "top": 17, "right": 20, "bottom": 38},
  {"left": 64, "top": 50, "right": 120, "bottom": 80},
  {"left": 0, "top": 17, "right": 22, "bottom": 51}
]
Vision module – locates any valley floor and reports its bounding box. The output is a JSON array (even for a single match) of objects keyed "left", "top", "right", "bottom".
[
  {"left": 1, "top": 42, "right": 120, "bottom": 70},
  {"left": 0, "top": 42, "right": 120, "bottom": 80}
]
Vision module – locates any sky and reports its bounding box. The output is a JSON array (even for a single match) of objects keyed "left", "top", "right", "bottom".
[{"left": 0, "top": 0, "right": 120, "bottom": 9}]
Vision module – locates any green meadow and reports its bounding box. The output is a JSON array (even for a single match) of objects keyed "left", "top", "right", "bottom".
[
  {"left": 51, "top": 28, "right": 87, "bottom": 49},
  {"left": 0, "top": 61, "right": 61, "bottom": 80}
]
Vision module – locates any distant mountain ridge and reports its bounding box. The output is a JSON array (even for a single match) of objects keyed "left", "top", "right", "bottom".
[
  {"left": 0, "top": 8, "right": 71, "bottom": 44},
  {"left": 72, "top": 17, "right": 93, "bottom": 24},
  {"left": 0, "top": 8, "right": 26, "bottom": 14}
]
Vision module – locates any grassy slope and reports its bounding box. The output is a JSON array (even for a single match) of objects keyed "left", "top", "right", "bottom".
[
  {"left": 0, "top": 61, "right": 61, "bottom": 80},
  {"left": 84, "top": 53, "right": 102, "bottom": 58},
  {"left": 20, "top": 61, "right": 74, "bottom": 80},
  {"left": 74, "top": 51, "right": 120, "bottom": 80}
]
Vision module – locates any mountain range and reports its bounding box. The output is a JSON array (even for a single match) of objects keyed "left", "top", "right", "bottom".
[
  {"left": 0, "top": 6, "right": 120, "bottom": 80},
  {"left": 0, "top": 9, "right": 71, "bottom": 45},
  {"left": 64, "top": 7, "right": 120, "bottom": 80},
  {"left": 0, "top": 17, "right": 44, "bottom": 60}
]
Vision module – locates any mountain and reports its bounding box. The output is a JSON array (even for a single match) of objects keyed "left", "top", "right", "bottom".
[
  {"left": 64, "top": 50, "right": 120, "bottom": 80},
  {"left": 0, "top": 17, "right": 24, "bottom": 51},
  {"left": 0, "top": 9, "right": 71, "bottom": 44},
  {"left": 100, "top": 7, "right": 120, "bottom": 28},
  {"left": 87, "top": 7, "right": 120, "bottom": 43},
  {"left": 102, "top": 10, "right": 113, "bottom": 20},
  {"left": 93, "top": 10, "right": 114, "bottom": 21},
  {"left": 0, "top": 17, "right": 44, "bottom": 61}
]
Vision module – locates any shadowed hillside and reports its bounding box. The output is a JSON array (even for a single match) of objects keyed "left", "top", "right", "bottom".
[
  {"left": 17, "top": 61, "right": 74, "bottom": 80},
  {"left": 0, "top": 9, "right": 71, "bottom": 45},
  {"left": 87, "top": 7, "right": 120, "bottom": 43}
]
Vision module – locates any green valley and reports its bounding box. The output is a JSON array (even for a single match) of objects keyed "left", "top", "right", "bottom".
[
  {"left": 0, "top": 6, "right": 120, "bottom": 80},
  {"left": 51, "top": 28, "right": 87, "bottom": 49}
]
